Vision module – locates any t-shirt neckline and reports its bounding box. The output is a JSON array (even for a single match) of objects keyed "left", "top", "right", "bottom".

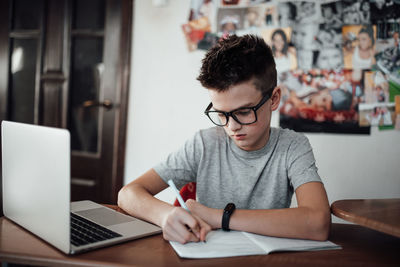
[{"left": 227, "top": 128, "right": 278, "bottom": 158}]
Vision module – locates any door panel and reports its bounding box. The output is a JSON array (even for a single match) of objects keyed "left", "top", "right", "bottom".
[
  {"left": 69, "top": 37, "right": 103, "bottom": 153},
  {"left": 9, "top": 38, "right": 38, "bottom": 123},
  {"left": 41, "top": 0, "right": 66, "bottom": 127},
  {"left": 68, "top": 0, "right": 128, "bottom": 204}
]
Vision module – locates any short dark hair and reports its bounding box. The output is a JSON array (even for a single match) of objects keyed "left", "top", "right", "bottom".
[{"left": 197, "top": 34, "right": 277, "bottom": 96}]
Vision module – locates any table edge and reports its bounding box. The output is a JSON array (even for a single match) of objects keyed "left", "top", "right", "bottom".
[{"left": 331, "top": 199, "right": 400, "bottom": 238}]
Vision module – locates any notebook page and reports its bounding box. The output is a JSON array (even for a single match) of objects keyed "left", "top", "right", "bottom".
[
  {"left": 242, "top": 232, "right": 341, "bottom": 254},
  {"left": 169, "top": 230, "right": 265, "bottom": 258}
]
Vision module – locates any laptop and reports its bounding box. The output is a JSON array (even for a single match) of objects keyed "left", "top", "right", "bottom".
[{"left": 1, "top": 120, "right": 161, "bottom": 254}]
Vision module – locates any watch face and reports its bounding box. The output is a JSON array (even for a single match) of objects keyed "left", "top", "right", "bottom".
[{"left": 224, "top": 203, "right": 235, "bottom": 213}]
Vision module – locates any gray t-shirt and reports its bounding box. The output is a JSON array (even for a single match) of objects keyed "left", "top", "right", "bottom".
[{"left": 154, "top": 127, "right": 321, "bottom": 210}]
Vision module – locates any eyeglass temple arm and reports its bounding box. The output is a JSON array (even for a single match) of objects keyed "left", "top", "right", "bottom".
[{"left": 204, "top": 102, "right": 213, "bottom": 113}]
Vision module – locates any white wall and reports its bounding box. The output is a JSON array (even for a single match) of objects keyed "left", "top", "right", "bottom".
[{"left": 124, "top": 0, "right": 400, "bottom": 221}]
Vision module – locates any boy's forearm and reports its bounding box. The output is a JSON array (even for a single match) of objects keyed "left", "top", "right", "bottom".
[
  {"left": 119, "top": 183, "right": 213, "bottom": 243},
  {"left": 207, "top": 206, "right": 330, "bottom": 241},
  {"left": 117, "top": 183, "right": 172, "bottom": 227}
]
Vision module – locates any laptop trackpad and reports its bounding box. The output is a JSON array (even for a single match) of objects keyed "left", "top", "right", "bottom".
[{"left": 74, "top": 207, "right": 135, "bottom": 226}]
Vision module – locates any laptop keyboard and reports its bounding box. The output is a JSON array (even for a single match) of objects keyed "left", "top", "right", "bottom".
[{"left": 70, "top": 213, "right": 122, "bottom": 247}]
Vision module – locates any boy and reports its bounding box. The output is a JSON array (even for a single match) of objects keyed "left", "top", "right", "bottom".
[{"left": 118, "top": 35, "right": 330, "bottom": 244}]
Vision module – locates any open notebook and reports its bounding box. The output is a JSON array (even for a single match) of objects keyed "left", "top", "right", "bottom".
[{"left": 170, "top": 230, "right": 341, "bottom": 259}]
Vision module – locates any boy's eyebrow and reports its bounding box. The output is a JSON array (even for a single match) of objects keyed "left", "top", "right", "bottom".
[{"left": 212, "top": 101, "right": 257, "bottom": 112}]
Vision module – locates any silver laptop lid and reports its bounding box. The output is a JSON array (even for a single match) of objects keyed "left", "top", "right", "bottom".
[{"left": 2, "top": 121, "right": 70, "bottom": 253}]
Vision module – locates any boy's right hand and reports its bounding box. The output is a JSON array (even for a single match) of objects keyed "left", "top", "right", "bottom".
[{"left": 161, "top": 206, "right": 211, "bottom": 244}]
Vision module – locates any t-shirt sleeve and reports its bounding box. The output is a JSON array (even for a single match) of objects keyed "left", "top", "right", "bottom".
[
  {"left": 153, "top": 131, "right": 203, "bottom": 189},
  {"left": 286, "top": 134, "right": 322, "bottom": 191}
]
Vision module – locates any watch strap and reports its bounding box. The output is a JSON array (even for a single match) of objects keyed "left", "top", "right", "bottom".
[{"left": 222, "top": 203, "right": 236, "bottom": 231}]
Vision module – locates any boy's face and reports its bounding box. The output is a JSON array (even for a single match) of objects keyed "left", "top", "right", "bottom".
[{"left": 208, "top": 80, "right": 279, "bottom": 151}]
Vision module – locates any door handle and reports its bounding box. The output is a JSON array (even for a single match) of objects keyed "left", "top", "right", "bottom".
[{"left": 81, "top": 99, "right": 113, "bottom": 110}]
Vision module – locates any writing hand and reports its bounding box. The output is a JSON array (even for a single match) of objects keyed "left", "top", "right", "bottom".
[{"left": 161, "top": 206, "right": 211, "bottom": 244}]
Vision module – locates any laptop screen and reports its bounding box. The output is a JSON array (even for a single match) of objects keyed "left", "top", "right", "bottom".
[{"left": 2, "top": 121, "right": 71, "bottom": 253}]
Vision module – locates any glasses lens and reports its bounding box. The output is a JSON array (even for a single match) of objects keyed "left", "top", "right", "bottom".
[
  {"left": 207, "top": 111, "right": 227, "bottom": 126},
  {"left": 232, "top": 108, "right": 256, "bottom": 124}
]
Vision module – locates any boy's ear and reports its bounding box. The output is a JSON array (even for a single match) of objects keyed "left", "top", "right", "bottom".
[{"left": 270, "top": 86, "right": 281, "bottom": 111}]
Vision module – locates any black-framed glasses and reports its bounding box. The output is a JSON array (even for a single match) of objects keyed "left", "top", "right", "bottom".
[{"left": 204, "top": 90, "right": 273, "bottom": 127}]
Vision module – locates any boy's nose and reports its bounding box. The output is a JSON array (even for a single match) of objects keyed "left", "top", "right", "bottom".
[{"left": 226, "top": 117, "right": 242, "bottom": 132}]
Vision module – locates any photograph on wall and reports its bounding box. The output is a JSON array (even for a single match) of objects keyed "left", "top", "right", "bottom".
[
  {"left": 342, "top": 24, "right": 377, "bottom": 70},
  {"left": 238, "top": 3, "right": 277, "bottom": 35},
  {"left": 264, "top": 4, "right": 277, "bottom": 26},
  {"left": 341, "top": 0, "right": 371, "bottom": 25},
  {"left": 364, "top": 70, "right": 390, "bottom": 103},
  {"left": 321, "top": 1, "right": 343, "bottom": 29},
  {"left": 359, "top": 102, "right": 396, "bottom": 127},
  {"left": 198, "top": 32, "right": 220, "bottom": 50},
  {"left": 189, "top": 0, "right": 215, "bottom": 23},
  {"left": 184, "top": 0, "right": 218, "bottom": 51},
  {"left": 388, "top": 74, "right": 400, "bottom": 130},
  {"left": 281, "top": 2, "right": 321, "bottom": 72},
  {"left": 395, "top": 95, "right": 400, "bottom": 129},
  {"left": 278, "top": 0, "right": 323, "bottom": 26},
  {"left": 316, "top": 25, "right": 342, "bottom": 50},
  {"left": 241, "top": 5, "right": 267, "bottom": 33},
  {"left": 296, "top": 50, "right": 317, "bottom": 71},
  {"left": 182, "top": 17, "right": 213, "bottom": 51},
  {"left": 295, "top": 24, "right": 343, "bottom": 71},
  {"left": 375, "top": 22, "right": 400, "bottom": 82},
  {"left": 216, "top": 6, "right": 247, "bottom": 35},
  {"left": 396, "top": 95, "right": 400, "bottom": 114},
  {"left": 370, "top": 0, "right": 400, "bottom": 23},
  {"left": 220, "top": 0, "right": 270, "bottom": 7},
  {"left": 279, "top": 69, "right": 370, "bottom": 134},
  {"left": 313, "top": 48, "right": 344, "bottom": 71},
  {"left": 277, "top": 1, "right": 297, "bottom": 27},
  {"left": 262, "top": 27, "right": 297, "bottom": 75},
  {"left": 216, "top": 2, "right": 277, "bottom": 36},
  {"left": 294, "top": 1, "right": 322, "bottom": 24},
  {"left": 291, "top": 22, "right": 320, "bottom": 51},
  {"left": 389, "top": 78, "right": 400, "bottom": 102}
]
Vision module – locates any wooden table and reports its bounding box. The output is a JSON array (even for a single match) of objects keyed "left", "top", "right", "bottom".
[
  {"left": 331, "top": 198, "right": 400, "bottom": 238},
  {"left": 1, "top": 215, "right": 400, "bottom": 266}
]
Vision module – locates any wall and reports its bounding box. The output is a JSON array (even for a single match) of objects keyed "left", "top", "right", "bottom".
[{"left": 124, "top": 0, "right": 400, "bottom": 222}]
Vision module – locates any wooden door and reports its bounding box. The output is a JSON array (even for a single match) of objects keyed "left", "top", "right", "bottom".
[{"left": 0, "top": 0, "right": 132, "bottom": 214}]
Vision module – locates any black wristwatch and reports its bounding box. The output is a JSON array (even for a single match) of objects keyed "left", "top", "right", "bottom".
[{"left": 222, "top": 203, "right": 236, "bottom": 231}]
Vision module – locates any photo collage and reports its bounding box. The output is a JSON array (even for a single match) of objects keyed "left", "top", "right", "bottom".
[{"left": 183, "top": 0, "right": 400, "bottom": 134}]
